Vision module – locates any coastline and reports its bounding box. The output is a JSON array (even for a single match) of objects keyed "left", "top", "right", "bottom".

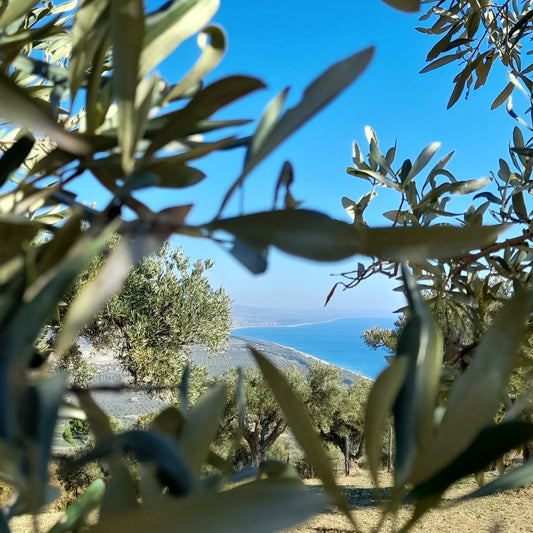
[
  {"left": 231, "top": 316, "right": 393, "bottom": 379},
  {"left": 230, "top": 334, "right": 371, "bottom": 381}
]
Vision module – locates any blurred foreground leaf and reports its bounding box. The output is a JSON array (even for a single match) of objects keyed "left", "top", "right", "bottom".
[
  {"left": 207, "top": 209, "right": 507, "bottom": 264},
  {"left": 410, "top": 290, "right": 533, "bottom": 484},
  {"left": 89, "top": 478, "right": 327, "bottom": 533},
  {"left": 48, "top": 479, "right": 105, "bottom": 533},
  {"left": 250, "top": 347, "right": 356, "bottom": 528}
]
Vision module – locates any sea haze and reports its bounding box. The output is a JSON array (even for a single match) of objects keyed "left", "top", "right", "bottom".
[{"left": 232, "top": 316, "right": 396, "bottom": 379}]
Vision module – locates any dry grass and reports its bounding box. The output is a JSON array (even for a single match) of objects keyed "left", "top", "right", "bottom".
[
  {"left": 288, "top": 469, "right": 533, "bottom": 533},
  {"left": 7, "top": 469, "right": 533, "bottom": 532}
]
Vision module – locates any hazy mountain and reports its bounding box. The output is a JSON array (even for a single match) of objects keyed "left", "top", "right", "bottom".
[{"left": 231, "top": 304, "right": 391, "bottom": 328}]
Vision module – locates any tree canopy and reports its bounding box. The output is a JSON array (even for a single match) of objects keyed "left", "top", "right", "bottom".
[
  {"left": 83, "top": 241, "right": 230, "bottom": 394},
  {"left": 218, "top": 366, "right": 309, "bottom": 466},
  {"left": 42, "top": 240, "right": 230, "bottom": 395},
  {"left": 218, "top": 363, "right": 372, "bottom": 469},
  {"left": 306, "top": 363, "right": 372, "bottom": 472}
]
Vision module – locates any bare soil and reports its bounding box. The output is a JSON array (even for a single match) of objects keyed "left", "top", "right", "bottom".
[
  {"left": 8, "top": 468, "right": 533, "bottom": 532},
  {"left": 289, "top": 469, "right": 533, "bottom": 533}
]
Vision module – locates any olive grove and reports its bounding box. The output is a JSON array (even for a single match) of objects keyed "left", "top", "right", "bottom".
[{"left": 1, "top": 0, "right": 532, "bottom": 532}]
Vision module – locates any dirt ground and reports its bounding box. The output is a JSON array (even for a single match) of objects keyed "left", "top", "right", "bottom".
[
  {"left": 8, "top": 469, "right": 533, "bottom": 532},
  {"left": 289, "top": 469, "right": 533, "bottom": 533}
]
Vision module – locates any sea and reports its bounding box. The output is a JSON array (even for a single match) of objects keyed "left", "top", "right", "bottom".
[{"left": 232, "top": 316, "right": 396, "bottom": 379}]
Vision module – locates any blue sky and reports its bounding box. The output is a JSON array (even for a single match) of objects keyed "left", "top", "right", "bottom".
[{"left": 78, "top": 1, "right": 516, "bottom": 314}]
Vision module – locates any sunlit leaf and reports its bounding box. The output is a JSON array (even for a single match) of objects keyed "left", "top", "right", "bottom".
[
  {"left": 86, "top": 33, "right": 112, "bottom": 134},
  {"left": 0, "top": 0, "right": 41, "bottom": 28},
  {"left": 347, "top": 167, "right": 401, "bottom": 190},
  {"left": 152, "top": 406, "right": 185, "bottom": 441},
  {"left": 250, "top": 348, "right": 356, "bottom": 528},
  {"left": 449, "top": 177, "right": 491, "bottom": 195},
  {"left": 393, "top": 268, "right": 443, "bottom": 486},
  {"left": 383, "top": 210, "right": 419, "bottom": 225},
  {"left": 369, "top": 138, "right": 395, "bottom": 177},
  {"left": 163, "top": 25, "right": 226, "bottom": 103},
  {"left": 0, "top": 72, "right": 89, "bottom": 154},
  {"left": 404, "top": 142, "right": 441, "bottom": 184},
  {"left": 180, "top": 384, "right": 226, "bottom": 477},
  {"left": 342, "top": 196, "right": 357, "bottom": 222},
  {"left": 133, "top": 75, "right": 158, "bottom": 153},
  {"left": 245, "top": 46, "right": 373, "bottom": 172},
  {"left": 48, "top": 479, "right": 105, "bottom": 533},
  {"left": 110, "top": 0, "right": 144, "bottom": 173},
  {"left": 219, "top": 47, "right": 374, "bottom": 214},
  {"left": 69, "top": 0, "right": 109, "bottom": 102},
  {"left": 506, "top": 94, "right": 533, "bottom": 132},
  {"left": 141, "top": 0, "right": 219, "bottom": 76}
]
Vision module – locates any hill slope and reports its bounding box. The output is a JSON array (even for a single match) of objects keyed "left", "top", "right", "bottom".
[
  {"left": 191, "top": 335, "right": 364, "bottom": 384},
  {"left": 77, "top": 336, "right": 365, "bottom": 425}
]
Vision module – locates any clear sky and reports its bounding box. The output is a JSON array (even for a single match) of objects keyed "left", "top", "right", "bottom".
[{"left": 76, "top": 1, "right": 516, "bottom": 314}]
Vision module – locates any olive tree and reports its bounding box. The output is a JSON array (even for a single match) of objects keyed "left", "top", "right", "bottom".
[
  {"left": 42, "top": 240, "right": 229, "bottom": 396},
  {"left": 306, "top": 363, "right": 372, "bottom": 474},
  {"left": 85, "top": 242, "right": 230, "bottom": 394},
  {"left": 218, "top": 366, "right": 310, "bottom": 466}
]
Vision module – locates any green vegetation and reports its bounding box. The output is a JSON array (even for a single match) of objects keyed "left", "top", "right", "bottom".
[
  {"left": 1, "top": 0, "right": 533, "bottom": 532},
  {"left": 41, "top": 240, "right": 229, "bottom": 395},
  {"left": 217, "top": 363, "right": 371, "bottom": 469}
]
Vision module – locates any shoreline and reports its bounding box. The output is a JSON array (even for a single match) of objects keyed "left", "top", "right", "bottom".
[{"left": 232, "top": 334, "right": 373, "bottom": 381}]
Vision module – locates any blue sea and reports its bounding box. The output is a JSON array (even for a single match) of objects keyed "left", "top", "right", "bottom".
[{"left": 232, "top": 316, "right": 396, "bottom": 379}]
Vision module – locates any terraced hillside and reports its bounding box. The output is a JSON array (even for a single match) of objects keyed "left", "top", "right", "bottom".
[
  {"left": 191, "top": 335, "right": 363, "bottom": 384},
  {"left": 76, "top": 336, "right": 363, "bottom": 424}
]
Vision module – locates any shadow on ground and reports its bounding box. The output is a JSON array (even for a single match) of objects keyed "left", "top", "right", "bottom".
[{"left": 305, "top": 483, "right": 391, "bottom": 509}]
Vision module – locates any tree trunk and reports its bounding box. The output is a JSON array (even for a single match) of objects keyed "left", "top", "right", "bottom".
[
  {"left": 243, "top": 426, "right": 261, "bottom": 466},
  {"left": 344, "top": 434, "right": 350, "bottom": 476},
  {"left": 387, "top": 424, "right": 393, "bottom": 473},
  {"left": 244, "top": 421, "right": 286, "bottom": 466}
]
